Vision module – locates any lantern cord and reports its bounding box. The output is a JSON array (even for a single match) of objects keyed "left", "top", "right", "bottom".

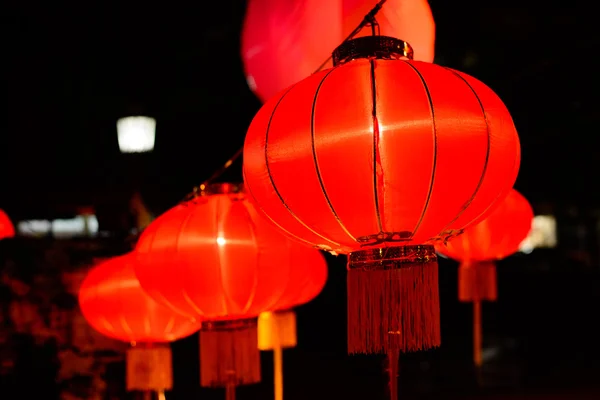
[
  {"left": 184, "top": 0, "right": 387, "bottom": 199},
  {"left": 198, "top": 146, "right": 244, "bottom": 192},
  {"left": 313, "top": 0, "right": 386, "bottom": 73},
  {"left": 182, "top": 146, "right": 244, "bottom": 201}
]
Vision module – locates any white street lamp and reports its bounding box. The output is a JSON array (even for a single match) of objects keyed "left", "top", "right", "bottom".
[{"left": 117, "top": 116, "right": 156, "bottom": 153}]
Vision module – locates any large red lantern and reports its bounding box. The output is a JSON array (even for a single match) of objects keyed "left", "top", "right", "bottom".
[
  {"left": 436, "top": 189, "right": 532, "bottom": 368},
  {"left": 0, "top": 209, "right": 15, "bottom": 240},
  {"left": 78, "top": 254, "right": 201, "bottom": 396},
  {"left": 243, "top": 35, "right": 521, "bottom": 357},
  {"left": 241, "top": 0, "right": 435, "bottom": 103},
  {"left": 134, "top": 183, "right": 328, "bottom": 394}
]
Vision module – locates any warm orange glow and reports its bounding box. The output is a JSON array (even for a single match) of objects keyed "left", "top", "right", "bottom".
[
  {"left": 78, "top": 254, "right": 201, "bottom": 343},
  {"left": 0, "top": 209, "right": 15, "bottom": 240},
  {"left": 243, "top": 57, "right": 521, "bottom": 255},
  {"left": 134, "top": 184, "right": 328, "bottom": 321},
  {"left": 241, "top": 0, "right": 436, "bottom": 103},
  {"left": 436, "top": 189, "right": 534, "bottom": 261}
]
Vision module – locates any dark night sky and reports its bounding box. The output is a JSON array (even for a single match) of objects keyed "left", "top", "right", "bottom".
[{"left": 1, "top": 1, "right": 597, "bottom": 220}]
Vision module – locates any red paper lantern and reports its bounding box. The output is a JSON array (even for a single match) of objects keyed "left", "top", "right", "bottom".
[
  {"left": 0, "top": 209, "right": 15, "bottom": 240},
  {"left": 435, "top": 189, "right": 532, "bottom": 369},
  {"left": 243, "top": 36, "right": 520, "bottom": 355},
  {"left": 78, "top": 254, "right": 201, "bottom": 393},
  {"left": 436, "top": 189, "right": 533, "bottom": 302},
  {"left": 134, "top": 183, "right": 328, "bottom": 388},
  {"left": 241, "top": 0, "right": 435, "bottom": 103}
]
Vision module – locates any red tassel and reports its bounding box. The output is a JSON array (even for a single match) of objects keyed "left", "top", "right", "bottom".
[
  {"left": 199, "top": 318, "right": 261, "bottom": 388},
  {"left": 458, "top": 261, "right": 497, "bottom": 302},
  {"left": 347, "top": 245, "right": 441, "bottom": 354},
  {"left": 126, "top": 344, "right": 172, "bottom": 392}
]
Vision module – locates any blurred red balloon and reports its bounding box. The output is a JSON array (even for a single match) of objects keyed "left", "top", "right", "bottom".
[{"left": 241, "top": 0, "right": 436, "bottom": 102}]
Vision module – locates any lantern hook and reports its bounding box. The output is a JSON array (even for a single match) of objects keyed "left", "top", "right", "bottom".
[
  {"left": 368, "top": 16, "right": 381, "bottom": 37},
  {"left": 313, "top": 0, "right": 387, "bottom": 74}
]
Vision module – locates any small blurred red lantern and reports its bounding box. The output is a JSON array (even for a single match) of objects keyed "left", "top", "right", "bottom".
[
  {"left": 0, "top": 209, "right": 15, "bottom": 240},
  {"left": 78, "top": 254, "right": 201, "bottom": 396},
  {"left": 436, "top": 189, "right": 533, "bottom": 367},
  {"left": 241, "top": 0, "right": 435, "bottom": 103},
  {"left": 135, "top": 183, "right": 328, "bottom": 393},
  {"left": 244, "top": 35, "right": 521, "bottom": 356},
  {"left": 437, "top": 189, "right": 533, "bottom": 269}
]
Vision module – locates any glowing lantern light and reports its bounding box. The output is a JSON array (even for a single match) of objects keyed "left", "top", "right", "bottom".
[
  {"left": 134, "top": 183, "right": 328, "bottom": 397},
  {"left": 117, "top": 116, "right": 156, "bottom": 153},
  {"left": 243, "top": 35, "right": 521, "bottom": 357},
  {"left": 0, "top": 209, "right": 15, "bottom": 240},
  {"left": 78, "top": 254, "right": 201, "bottom": 397},
  {"left": 241, "top": 0, "right": 436, "bottom": 103},
  {"left": 436, "top": 189, "right": 533, "bottom": 368}
]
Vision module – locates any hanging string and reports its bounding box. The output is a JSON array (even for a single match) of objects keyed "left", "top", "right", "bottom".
[
  {"left": 314, "top": 0, "right": 386, "bottom": 72},
  {"left": 185, "top": 0, "right": 388, "bottom": 198}
]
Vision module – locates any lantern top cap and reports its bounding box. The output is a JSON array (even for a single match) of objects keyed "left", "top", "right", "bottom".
[{"left": 332, "top": 36, "right": 414, "bottom": 67}]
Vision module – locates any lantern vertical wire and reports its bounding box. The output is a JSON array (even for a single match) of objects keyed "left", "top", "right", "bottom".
[
  {"left": 265, "top": 76, "right": 345, "bottom": 246},
  {"left": 240, "top": 200, "right": 262, "bottom": 314},
  {"left": 402, "top": 62, "right": 437, "bottom": 239},
  {"left": 215, "top": 198, "right": 231, "bottom": 315},
  {"left": 436, "top": 69, "right": 492, "bottom": 232},
  {"left": 310, "top": 69, "right": 358, "bottom": 242},
  {"left": 369, "top": 59, "right": 384, "bottom": 232}
]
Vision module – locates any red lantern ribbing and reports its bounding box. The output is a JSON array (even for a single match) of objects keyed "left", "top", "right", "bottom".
[
  {"left": 243, "top": 35, "right": 521, "bottom": 356},
  {"left": 78, "top": 254, "right": 201, "bottom": 396},
  {"left": 0, "top": 209, "right": 15, "bottom": 240},
  {"left": 436, "top": 189, "right": 532, "bottom": 368},
  {"left": 134, "top": 183, "right": 329, "bottom": 393},
  {"left": 241, "top": 0, "right": 435, "bottom": 103}
]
